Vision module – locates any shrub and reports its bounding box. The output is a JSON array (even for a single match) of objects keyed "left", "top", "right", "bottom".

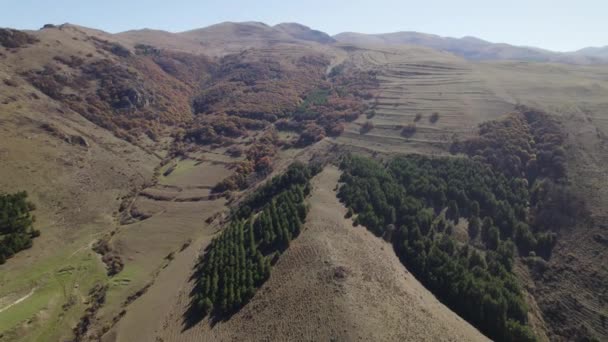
[
  {"left": 0, "top": 191, "right": 39, "bottom": 263},
  {"left": 360, "top": 121, "right": 374, "bottom": 134},
  {"left": 109, "top": 43, "right": 131, "bottom": 58},
  {"left": 429, "top": 112, "right": 440, "bottom": 123},
  {"left": 0, "top": 29, "right": 39, "bottom": 48},
  {"left": 3, "top": 79, "right": 17, "bottom": 87},
  {"left": 401, "top": 124, "right": 417, "bottom": 138},
  {"left": 298, "top": 123, "right": 326, "bottom": 146},
  {"left": 345, "top": 208, "right": 353, "bottom": 219},
  {"left": 226, "top": 146, "right": 244, "bottom": 158}
]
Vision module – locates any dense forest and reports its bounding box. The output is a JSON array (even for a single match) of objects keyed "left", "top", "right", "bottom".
[
  {"left": 338, "top": 155, "right": 536, "bottom": 341},
  {"left": 451, "top": 108, "right": 585, "bottom": 253},
  {"left": 0, "top": 191, "right": 40, "bottom": 264},
  {"left": 336, "top": 110, "right": 585, "bottom": 341},
  {"left": 192, "top": 162, "right": 317, "bottom": 316}
]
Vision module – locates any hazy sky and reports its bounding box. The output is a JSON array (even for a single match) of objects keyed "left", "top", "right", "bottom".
[{"left": 2, "top": 0, "right": 605, "bottom": 51}]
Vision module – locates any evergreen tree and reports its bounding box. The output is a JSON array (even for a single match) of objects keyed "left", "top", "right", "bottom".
[
  {"left": 447, "top": 200, "right": 460, "bottom": 224},
  {"left": 468, "top": 216, "right": 481, "bottom": 240}
]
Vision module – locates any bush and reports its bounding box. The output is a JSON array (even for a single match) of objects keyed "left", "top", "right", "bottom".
[
  {"left": 109, "top": 43, "right": 131, "bottom": 58},
  {"left": 0, "top": 191, "right": 39, "bottom": 263},
  {"left": 298, "top": 123, "right": 326, "bottom": 146},
  {"left": 400, "top": 124, "right": 417, "bottom": 138},
  {"left": 345, "top": 208, "right": 353, "bottom": 219},
  {"left": 226, "top": 146, "right": 244, "bottom": 158},
  {"left": 360, "top": 121, "right": 374, "bottom": 134},
  {"left": 429, "top": 112, "right": 440, "bottom": 123},
  {"left": 0, "top": 29, "right": 38, "bottom": 48}
]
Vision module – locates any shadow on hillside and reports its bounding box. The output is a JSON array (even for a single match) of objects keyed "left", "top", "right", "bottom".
[{"left": 181, "top": 256, "right": 234, "bottom": 331}]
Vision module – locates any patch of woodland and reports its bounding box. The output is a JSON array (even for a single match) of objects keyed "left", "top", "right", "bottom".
[
  {"left": 92, "top": 238, "right": 124, "bottom": 276},
  {"left": 451, "top": 107, "right": 566, "bottom": 182},
  {"left": 0, "top": 191, "right": 40, "bottom": 264},
  {"left": 338, "top": 155, "right": 536, "bottom": 342},
  {"left": 181, "top": 115, "right": 269, "bottom": 145},
  {"left": 192, "top": 51, "right": 329, "bottom": 119},
  {"left": 187, "top": 162, "right": 317, "bottom": 323},
  {"left": 23, "top": 46, "right": 213, "bottom": 142},
  {"left": 0, "top": 28, "right": 39, "bottom": 48},
  {"left": 187, "top": 54, "right": 375, "bottom": 148},
  {"left": 193, "top": 60, "right": 375, "bottom": 195},
  {"left": 283, "top": 79, "right": 372, "bottom": 146},
  {"left": 450, "top": 108, "right": 587, "bottom": 255},
  {"left": 211, "top": 129, "right": 279, "bottom": 193}
]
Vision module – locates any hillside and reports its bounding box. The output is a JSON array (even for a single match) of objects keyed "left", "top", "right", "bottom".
[
  {"left": 133, "top": 165, "right": 489, "bottom": 342},
  {"left": 0, "top": 21, "right": 607, "bottom": 342},
  {"left": 117, "top": 22, "right": 336, "bottom": 57}
]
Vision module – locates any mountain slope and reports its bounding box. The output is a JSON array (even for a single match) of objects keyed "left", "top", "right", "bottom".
[
  {"left": 143, "top": 165, "right": 489, "bottom": 342},
  {"left": 274, "top": 23, "right": 336, "bottom": 44},
  {"left": 118, "top": 22, "right": 336, "bottom": 57}
]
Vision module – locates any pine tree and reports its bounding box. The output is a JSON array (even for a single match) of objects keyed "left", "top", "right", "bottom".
[
  {"left": 247, "top": 220, "right": 256, "bottom": 255},
  {"left": 468, "top": 216, "right": 481, "bottom": 240},
  {"left": 447, "top": 200, "right": 460, "bottom": 224}
]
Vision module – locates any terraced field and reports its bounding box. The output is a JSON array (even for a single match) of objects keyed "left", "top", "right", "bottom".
[
  {"left": 336, "top": 45, "right": 608, "bottom": 158},
  {"left": 336, "top": 46, "right": 511, "bottom": 154},
  {"left": 92, "top": 157, "right": 231, "bottom": 340}
]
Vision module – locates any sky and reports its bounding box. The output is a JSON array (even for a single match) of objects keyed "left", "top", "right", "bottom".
[{"left": 1, "top": 0, "right": 606, "bottom": 52}]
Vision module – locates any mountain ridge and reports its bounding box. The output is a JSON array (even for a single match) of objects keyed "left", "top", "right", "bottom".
[
  {"left": 12, "top": 21, "right": 608, "bottom": 63},
  {"left": 333, "top": 30, "right": 607, "bottom": 64}
]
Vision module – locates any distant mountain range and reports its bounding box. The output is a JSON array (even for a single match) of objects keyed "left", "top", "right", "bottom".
[
  {"left": 575, "top": 46, "right": 608, "bottom": 58},
  {"left": 333, "top": 31, "right": 608, "bottom": 64},
  {"left": 112, "top": 21, "right": 608, "bottom": 64},
  {"left": 112, "top": 21, "right": 608, "bottom": 63}
]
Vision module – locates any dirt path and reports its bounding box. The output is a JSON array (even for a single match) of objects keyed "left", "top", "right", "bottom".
[
  {"left": 0, "top": 288, "right": 36, "bottom": 314},
  {"left": 154, "top": 165, "right": 489, "bottom": 341}
]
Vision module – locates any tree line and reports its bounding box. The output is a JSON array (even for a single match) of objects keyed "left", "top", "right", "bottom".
[
  {"left": 338, "top": 155, "right": 536, "bottom": 342},
  {"left": 0, "top": 191, "right": 40, "bottom": 264},
  {"left": 193, "top": 162, "right": 316, "bottom": 316}
]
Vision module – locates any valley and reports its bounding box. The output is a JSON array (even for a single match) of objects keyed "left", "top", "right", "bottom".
[{"left": 0, "top": 20, "right": 607, "bottom": 342}]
